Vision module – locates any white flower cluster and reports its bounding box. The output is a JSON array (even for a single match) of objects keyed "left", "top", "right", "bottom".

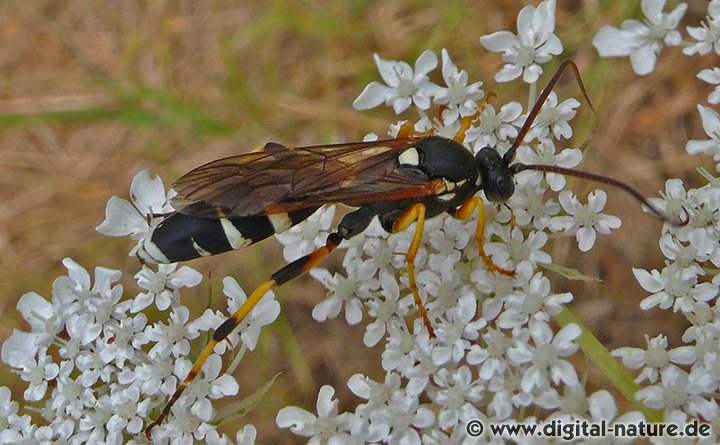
[
  {"left": 594, "top": 3, "right": 720, "bottom": 437},
  {"left": 621, "top": 173, "right": 720, "bottom": 432},
  {"left": 1, "top": 175, "right": 277, "bottom": 444},
  {"left": 2, "top": 1, "right": 719, "bottom": 444}
]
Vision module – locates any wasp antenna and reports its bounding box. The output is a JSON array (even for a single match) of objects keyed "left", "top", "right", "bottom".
[
  {"left": 503, "top": 60, "right": 595, "bottom": 166},
  {"left": 511, "top": 163, "right": 687, "bottom": 226}
]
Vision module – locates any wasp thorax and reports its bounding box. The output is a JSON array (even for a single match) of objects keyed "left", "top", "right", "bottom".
[{"left": 475, "top": 147, "right": 515, "bottom": 202}]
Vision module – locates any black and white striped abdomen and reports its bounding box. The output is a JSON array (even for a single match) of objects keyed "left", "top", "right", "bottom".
[{"left": 138, "top": 207, "right": 319, "bottom": 264}]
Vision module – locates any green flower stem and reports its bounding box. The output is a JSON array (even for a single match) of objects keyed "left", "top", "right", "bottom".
[{"left": 554, "top": 305, "right": 663, "bottom": 423}]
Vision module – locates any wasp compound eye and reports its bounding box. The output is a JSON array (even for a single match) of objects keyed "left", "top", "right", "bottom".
[{"left": 485, "top": 172, "right": 515, "bottom": 202}]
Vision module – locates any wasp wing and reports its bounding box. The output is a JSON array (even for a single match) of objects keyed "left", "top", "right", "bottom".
[{"left": 171, "top": 137, "right": 443, "bottom": 218}]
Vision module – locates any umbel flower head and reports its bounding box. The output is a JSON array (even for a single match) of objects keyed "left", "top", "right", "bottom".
[{"left": 479, "top": 0, "right": 563, "bottom": 83}]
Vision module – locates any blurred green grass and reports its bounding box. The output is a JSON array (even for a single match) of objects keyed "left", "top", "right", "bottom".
[{"left": 0, "top": 1, "right": 710, "bottom": 442}]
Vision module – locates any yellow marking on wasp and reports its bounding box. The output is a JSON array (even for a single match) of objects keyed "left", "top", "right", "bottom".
[
  {"left": 268, "top": 213, "right": 293, "bottom": 233},
  {"left": 220, "top": 218, "right": 252, "bottom": 249},
  {"left": 392, "top": 203, "right": 434, "bottom": 337},
  {"left": 191, "top": 238, "right": 211, "bottom": 257},
  {"left": 430, "top": 178, "right": 448, "bottom": 195},
  {"left": 456, "top": 197, "right": 515, "bottom": 276},
  {"left": 139, "top": 238, "right": 170, "bottom": 264}
]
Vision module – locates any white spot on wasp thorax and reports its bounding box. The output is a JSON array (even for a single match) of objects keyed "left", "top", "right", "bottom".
[
  {"left": 398, "top": 147, "right": 420, "bottom": 166},
  {"left": 191, "top": 238, "right": 212, "bottom": 257},
  {"left": 268, "top": 213, "right": 293, "bottom": 233},
  {"left": 221, "top": 218, "right": 252, "bottom": 249},
  {"left": 439, "top": 192, "right": 456, "bottom": 201},
  {"left": 443, "top": 179, "right": 456, "bottom": 191}
]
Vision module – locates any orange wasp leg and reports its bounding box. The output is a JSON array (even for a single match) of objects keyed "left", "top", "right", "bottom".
[
  {"left": 396, "top": 121, "right": 435, "bottom": 139},
  {"left": 456, "top": 197, "right": 515, "bottom": 277},
  {"left": 391, "top": 202, "right": 435, "bottom": 337},
  {"left": 145, "top": 232, "right": 343, "bottom": 437},
  {"left": 453, "top": 91, "right": 496, "bottom": 143}
]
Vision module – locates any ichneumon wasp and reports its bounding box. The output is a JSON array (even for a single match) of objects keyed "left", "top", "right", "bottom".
[{"left": 142, "top": 60, "right": 680, "bottom": 436}]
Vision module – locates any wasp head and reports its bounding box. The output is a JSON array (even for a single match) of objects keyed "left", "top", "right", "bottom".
[{"left": 475, "top": 147, "right": 515, "bottom": 202}]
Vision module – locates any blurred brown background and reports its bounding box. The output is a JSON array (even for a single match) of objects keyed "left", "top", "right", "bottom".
[{"left": 0, "top": 1, "right": 712, "bottom": 442}]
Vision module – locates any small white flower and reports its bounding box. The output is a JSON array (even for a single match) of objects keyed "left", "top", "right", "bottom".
[
  {"left": 276, "top": 206, "right": 335, "bottom": 261},
  {"left": 96, "top": 171, "right": 174, "bottom": 246},
  {"left": 698, "top": 67, "right": 720, "bottom": 104},
  {"left": 647, "top": 178, "right": 690, "bottom": 225},
  {"left": 143, "top": 306, "right": 197, "bottom": 360},
  {"left": 432, "top": 293, "right": 486, "bottom": 365},
  {"left": 151, "top": 400, "right": 224, "bottom": 443},
  {"left": 525, "top": 92, "right": 581, "bottom": 141},
  {"left": 658, "top": 232, "right": 712, "bottom": 269},
  {"left": 635, "top": 366, "right": 705, "bottom": 413},
  {"left": 404, "top": 330, "right": 440, "bottom": 397},
  {"left": 467, "top": 328, "right": 513, "bottom": 381},
  {"left": 353, "top": 50, "right": 440, "bottom": 114},
  {"left": 433, "top": 48, "right": 485, "bottom": 122},
  {"left": 349, "top": 373, "right": 403, "bottom": 423},
  {"left": 190, "top": 276, "right": 279, "bottom": 353},
  {"left": 51, "top": 360, "right": 96, "bottom": 419},
  {"left": 687, "top": 105, "right": 720, "bottom": 171},
  {"left": 633, "top": 263, "right": 718, "bottom": 313},
  {"left": 132, "top": 263, "right": 202, "bottom": 312},
  {"left": 497, "top": 272, "right": 573, "bottom": 333},
  {"left": 593, "top": 0, "right": 687, "bottom": 75},
  {"left": 134, "top": 355, "right": 177, "bottom": 397},
  {"left": 466, "top": 102, "right": 523, "bottom": 149},
  {"left": 4, "top": 346, "right": 59, "bottom": 402},
  {"left": 551, "top": 190, "right": 621, "bottom": 252},
  {"left": 367, "top": 389, "right": 434, "bottom": 444},
  {"left": 684, "top": 2, "right": 720, "bottom": 56},
  {"left": 309, "top": 257, "right": 379, "bottom": 325},
  {"left": 612, "top": 334, "right": 696, "bottom": 383},
  {"left": 510, "top": 182, "right": 561, "bottom": 230},
  {"left": 102, "top": 385, "right": 146, "bottom": 437},
  {"left": 175, "top": 354, "right": 239, "bottom": 422},
  {"left": 516, "top": 138, "right": 582, "bottom": 191},
  {"left": 276, "top": 385, "right": 348, "bottom": 442},
  {"left": 380, "top": 324, "right": 416, "bottom": 375},
  {"left": 0, "top": 387, "right": 19, "bottom": 430},
  {"left": 416, "top": 265, "right": 463, "bottom": 314},
  {"left": 480, "top": 0, "right": 563, "bottom": 83},
  {"left": 485, "top": 227, "right": 552, "bottom": 271},
  {"left": 432, "top": 366, "right": 484, "bottom": 429},
  {"left": 4, "top": 292, "right": 58, "bottom": 358},
  {"left": 57, "top": 259, "right": 126, "bottom": 347},
  {"left": 364, "top": 271, "right": 406, "bottom": 347},
  {"left": 508, "top": 320, "right": 581, "bottom": 394}
]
